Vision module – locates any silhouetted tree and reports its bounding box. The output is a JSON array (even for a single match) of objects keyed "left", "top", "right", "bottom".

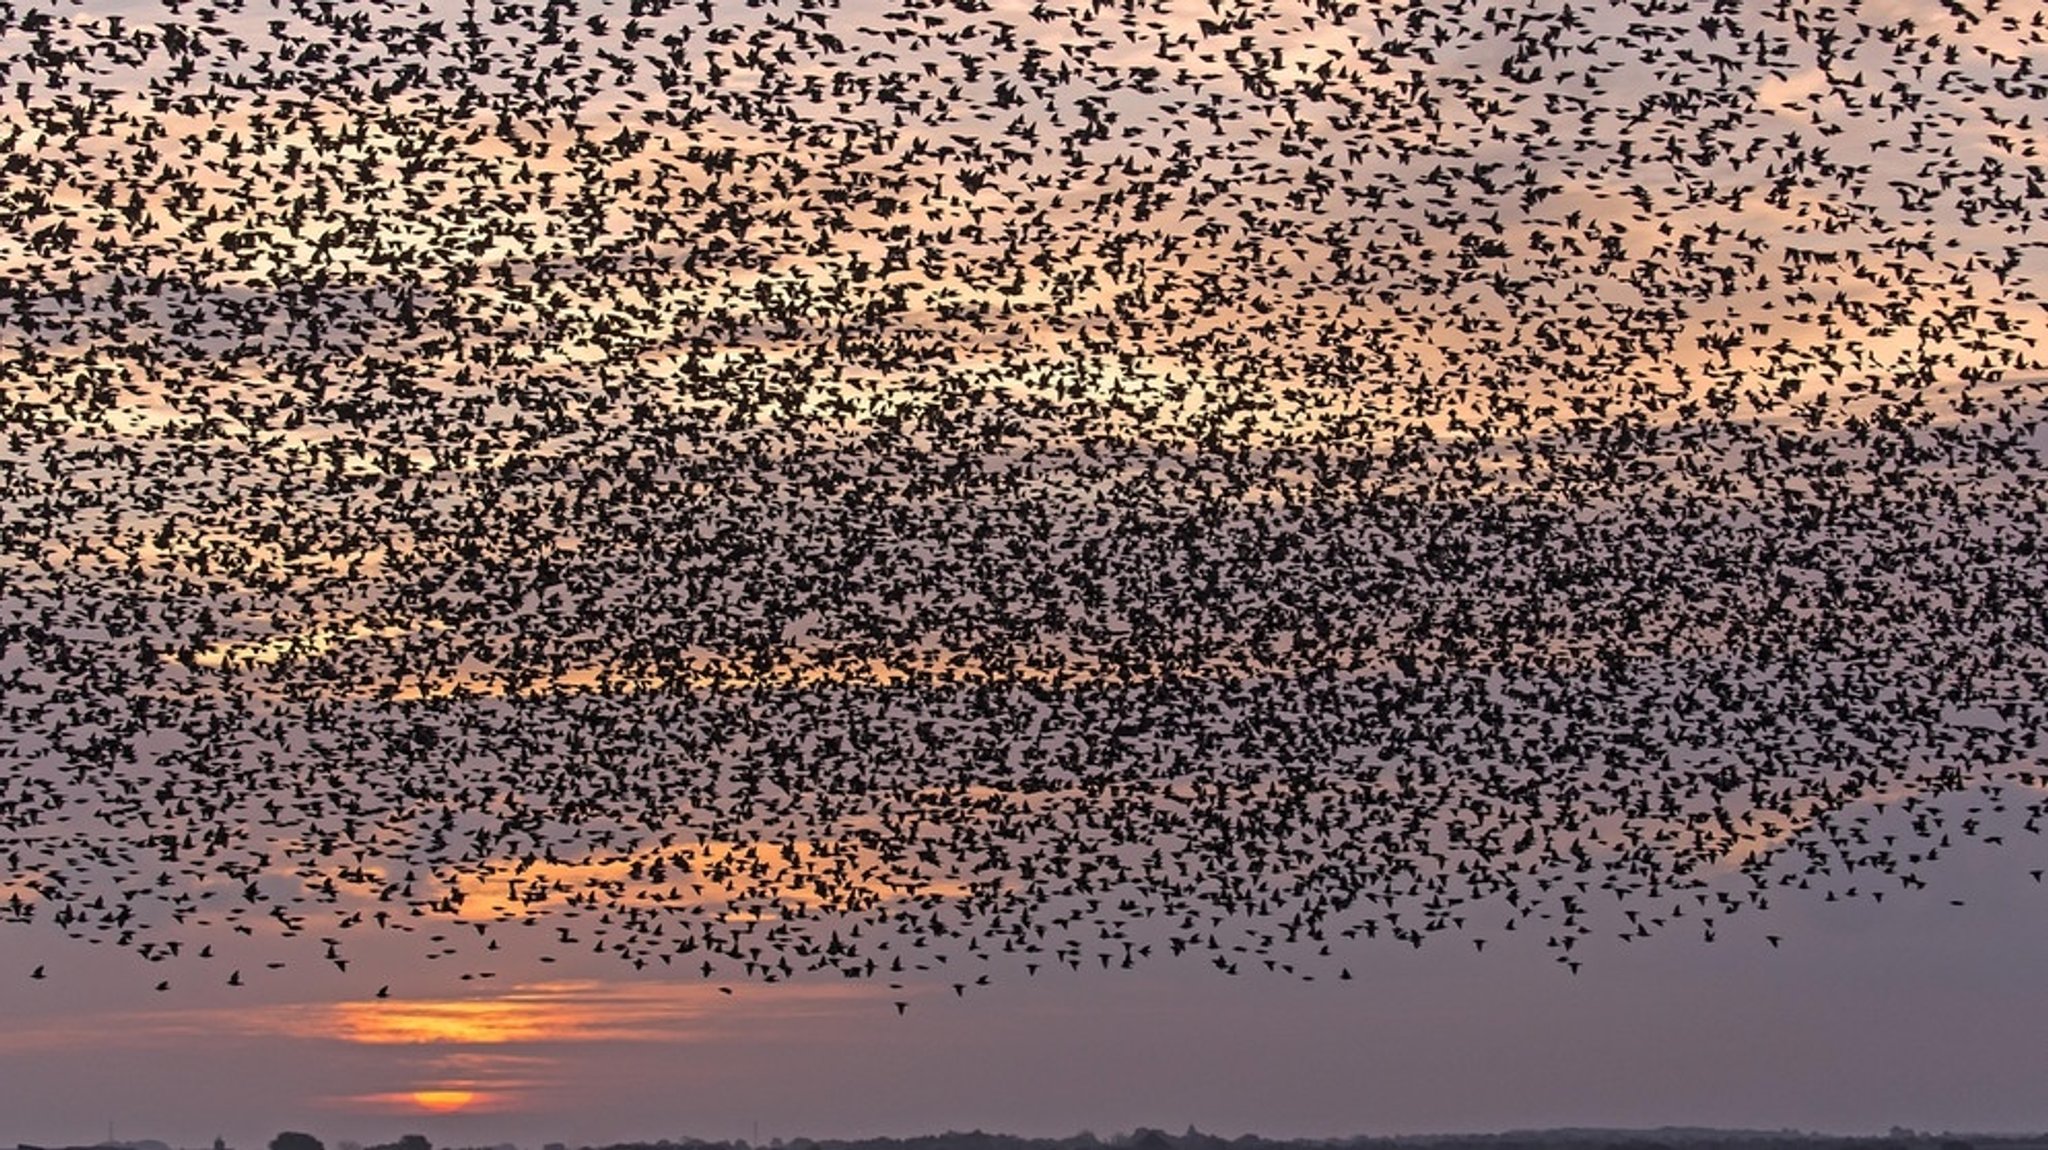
[{"left": 271, "top": 1133, "right": 324, "bottom": 1150}]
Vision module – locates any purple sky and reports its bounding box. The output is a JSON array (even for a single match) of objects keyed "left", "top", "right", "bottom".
[{"left": 7, "top": 823, "right": 2047, "bottom": 1146}]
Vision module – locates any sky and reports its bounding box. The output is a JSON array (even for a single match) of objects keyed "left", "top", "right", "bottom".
[
  {"left": 4, "top": 833, "right": 2048, "bottom": 1148},
  {"left": 3, "top": 0, "right": 2048, "bottom": 1142}
]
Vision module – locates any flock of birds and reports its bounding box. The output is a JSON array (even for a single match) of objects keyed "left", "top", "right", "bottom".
[{"left": 2, "top": 0, "right": 2046, "bottom": 1004}]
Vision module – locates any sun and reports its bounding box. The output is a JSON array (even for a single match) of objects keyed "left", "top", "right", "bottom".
[{"left": 410, "top": 1090, "right": 478, "bottom": 1114}]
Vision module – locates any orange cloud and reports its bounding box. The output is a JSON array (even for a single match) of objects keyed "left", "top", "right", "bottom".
[
  {"left": 268, "top": 981, "right": 716, "bottom": 1045},
  {"left": 247, "top": 979, "right": 871, "bottom": 1051}
]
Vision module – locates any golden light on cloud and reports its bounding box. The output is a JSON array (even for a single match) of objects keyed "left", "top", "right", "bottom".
[
  {"left": 327, "top": 1001, "right": 568, "bottom": 1046},
  {"left": 307, "top": 982, "right": 714, "bottom": 1046},
  {"left": 245, "top": 980, "right": 869, "bottom": 1054}
]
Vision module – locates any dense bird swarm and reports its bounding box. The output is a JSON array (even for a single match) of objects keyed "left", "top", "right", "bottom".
[{"left": 2, "top": 0, "right": 2046, "bottom": 996}]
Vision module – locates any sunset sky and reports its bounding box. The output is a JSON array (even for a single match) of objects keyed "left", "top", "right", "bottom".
[
  {"left": 3, "top": 0, "right": 2047, "bottom": 1142},
  {"left": 4, "top": 846, "right": 2047, "bottom": 1146}
]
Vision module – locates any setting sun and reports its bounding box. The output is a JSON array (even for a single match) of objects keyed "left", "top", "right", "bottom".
[
  {"left": 410, "top": 1090, "right": 478, "bottom": 1114},
  {"left": 340, "top": 1087, "right": 521, "bottom": 1116}
]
